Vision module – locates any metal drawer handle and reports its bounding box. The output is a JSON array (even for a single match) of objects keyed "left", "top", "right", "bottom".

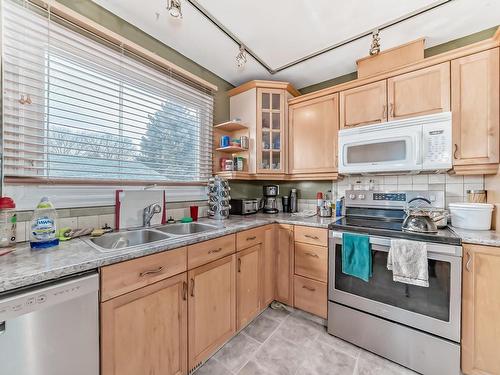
[
  {"left": 238, "top": 258, "right": 242, "bottom": 273},
  {"left": 190, "top": 278, "right": 195, "bottom": 297},
  {"left": 305, "top": 252, "right": 319, "bottom": 258},
  {"left": 182, "top": 281, "right": 188, "bottom": 301},
  {"left": 305, "top": 234, "right": 319, "bottom": 240},
  {"left": 139, "top": 266, "right": 164, "bottom": 277},
  {"left": 208, "top": 247, "right": 223, "bottom": 254},
  {"left": 465, "top": 252, "right": 472, "bottom": 272},
  {"left": 302, "top": 285, "right": 316, "bottom": 292},
  {"left": 246, "top": 236, "right": 257, "bottom": 241}
]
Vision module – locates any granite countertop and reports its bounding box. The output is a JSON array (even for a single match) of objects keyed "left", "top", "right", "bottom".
[
  {"left": 449, "top": 226, "right": 500, "bottom": 247},
  {"left": 0, "top": 213, "right": 338, "bottom": 293}
]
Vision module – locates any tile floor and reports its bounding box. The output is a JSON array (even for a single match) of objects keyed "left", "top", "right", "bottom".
[{"left": 195, "top": 305, "right": 418, "bottom": 375}]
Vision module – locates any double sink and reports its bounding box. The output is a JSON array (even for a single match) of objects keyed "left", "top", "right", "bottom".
[{"left": 87, "top": 222, "right": 221, "bottom": 252}]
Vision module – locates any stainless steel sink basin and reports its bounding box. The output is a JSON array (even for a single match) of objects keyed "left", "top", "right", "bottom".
[
  {"left": 89, "top": 229, "right": 170, "bottom": 251},
  {"left": 155, "top": 222, "right": 220, "bottom": 236}
]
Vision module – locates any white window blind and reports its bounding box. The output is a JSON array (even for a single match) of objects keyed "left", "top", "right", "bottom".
[{"left": 2, "top": 0, "right": 215, "bottom": 184}]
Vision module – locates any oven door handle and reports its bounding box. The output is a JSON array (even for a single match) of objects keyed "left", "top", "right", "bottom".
[{"left": 330, "top": 231, "right": 391, "bottom": 248}]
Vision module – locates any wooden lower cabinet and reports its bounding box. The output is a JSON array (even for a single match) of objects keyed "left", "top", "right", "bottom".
[
  {"left": 275, "top": 224, "right": 294, "bottom": 305},
  {"left": 101, "top": 273, "right": 188, "bottom": 375},
  {"left": 462, "top": 244, "right": 500, "bottom": 375},
  {"left": 188, "top": 254, "right": 236, "bottom": 371},
  {"left": 261, "top": 225, "right": 275, "bottom": 307},
  {"left": 293, "top": 275, "right": 327, "bottom": 319},
  {"left": 237, "top": 244, "right": 261, "bottom": 329}
]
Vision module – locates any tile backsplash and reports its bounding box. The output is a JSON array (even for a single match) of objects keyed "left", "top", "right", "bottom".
[
  {"left": 16, "top": 201, "right": 209, "bottom": 243},
  {"left": 335, "top": 174, "right": 484, "bottom": 207}
]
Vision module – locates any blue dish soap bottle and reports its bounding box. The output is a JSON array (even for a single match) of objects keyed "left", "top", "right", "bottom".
[{"left": 30, "top": 197, "right": 59, "bottom": 249}]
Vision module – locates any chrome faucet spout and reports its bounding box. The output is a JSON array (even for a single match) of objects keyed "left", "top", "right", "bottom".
[{"left": 143, "top": 203, "right": 162, "bottom": 227}]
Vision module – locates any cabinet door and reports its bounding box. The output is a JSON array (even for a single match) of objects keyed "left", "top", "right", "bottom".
[
  {"left": 462, "top": 244, "right": 500, "bottom": 375},
  {"left": 388, "top": 62, "right": 450, "bottom": 120},
  {"left": 289, "top": 94, "right": 339, "bottom": 174},
  {"left": 237, "top": 245, "right": 261, "bottom": 329},
  {"left": 261, "top": 225, "right": 275, "bottom": 307},
  {"left": 257, "top": 88, "right": 286, "bottom": 173},
  {"left": 452, "top": 49, "right": 499, "bottom": 168},
  {"left": 188, "top": 255, "right": 236, "bottom": 370},
  {"left": 101, "top": 273, "right": 188, "bottom": 375},
  {"left": 340, "top": 80, "right": 387, "bottom": 128},
  {"left": 275, "top": 224, "right": 294, "bottom": 305}
]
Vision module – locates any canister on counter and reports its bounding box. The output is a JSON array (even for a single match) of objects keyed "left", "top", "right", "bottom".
[{"left": 467, "top": 190, "right": 487, "bottom": 203}]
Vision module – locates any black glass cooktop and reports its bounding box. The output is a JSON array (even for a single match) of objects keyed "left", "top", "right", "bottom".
[{"left": 329, "top": 216, "right": 461, "bottom": 246}]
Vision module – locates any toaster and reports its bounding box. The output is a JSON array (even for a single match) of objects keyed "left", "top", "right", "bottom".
[{"left": 229, "top": 199, "right": 260, "bottom": 215}]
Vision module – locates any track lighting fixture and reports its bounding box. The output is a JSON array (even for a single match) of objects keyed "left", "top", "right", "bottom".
[
  {"left": 166, "top": 0, "right": 182, "bottom": 19},
  {"left": 236, "top": 45, "right": 247, "bottom": 69},
  {"left": 369, "top": 30, "right": 381, "bottom": 56}
]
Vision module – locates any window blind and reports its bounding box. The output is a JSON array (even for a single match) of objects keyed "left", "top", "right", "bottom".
[{"left": 2, "top": 0, "right": 215, "bottom": 184}]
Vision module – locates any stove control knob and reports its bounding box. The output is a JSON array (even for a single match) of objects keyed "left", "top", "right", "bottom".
[
  {"left": 349, "top": 194, "right": 356, "bottom": 200},
  {"left": 358, "top": 194, "right": 366, "bottom": 200}
]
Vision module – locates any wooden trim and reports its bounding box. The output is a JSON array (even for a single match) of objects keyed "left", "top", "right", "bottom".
[
  {"left": 228, "top": 80, "right": 300, "bottom": 97},
  {"left": 213, "top": 172, "right": 340, "bottom": 181},
  {"left": 4, "top": 177, "right": 207, "bottom": 186},
  {"left": 29, "top": 0, "right": 217, "bottom": 91},
  {"left": 289, "top": 30, "right": 500, "bottom": 105},
  {"left": 451, "top": 164, "right": 499, "bottom": 175},
  {"left": 356, "top": 38, "right": 425, "bottom": 78}
]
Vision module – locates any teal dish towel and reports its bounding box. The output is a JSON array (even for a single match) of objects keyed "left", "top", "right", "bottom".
[{"left": 342, "top": 233, "right": 372, "bottom": 282}]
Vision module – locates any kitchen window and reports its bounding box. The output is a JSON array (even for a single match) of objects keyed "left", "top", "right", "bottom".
[{"left": 2, "top": 0, "right": 215, "bottom": 185}]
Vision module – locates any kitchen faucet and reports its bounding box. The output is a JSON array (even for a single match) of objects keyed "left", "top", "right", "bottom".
[{"left": 143, "top": 203, "right": 162, "bottom": 227}]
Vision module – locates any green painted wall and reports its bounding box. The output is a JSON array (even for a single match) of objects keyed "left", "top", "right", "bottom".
[
  {"left": 230, "top": 180, "right": 333, "bottom": 200},
  {"left": 57, "top": 0, "right": 233, "bottom": 124},
  {"left": 299, "top": 26, "right": 498, "bottom": 94}
]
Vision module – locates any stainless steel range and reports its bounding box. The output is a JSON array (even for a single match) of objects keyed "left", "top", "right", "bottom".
[{"left": 328, "top": 190, "right": 462, "bottom": 375}]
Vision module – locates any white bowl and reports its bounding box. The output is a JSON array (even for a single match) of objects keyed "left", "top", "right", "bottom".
[{"left": 449, "top": 203, "right": 494, "bottom": 230}]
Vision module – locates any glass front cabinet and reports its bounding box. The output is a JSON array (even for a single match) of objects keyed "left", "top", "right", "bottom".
[{"left": 257, "top": 88, "right": 286, "bottom": 174}]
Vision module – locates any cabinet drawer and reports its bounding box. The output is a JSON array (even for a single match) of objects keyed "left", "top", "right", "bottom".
[
  {"left": 293, "top": 275, "right": 327, "bottom": 319},
  {"left": 101, "top": 246, "right": 187, "bottom": 301},
  {"left": 294, "top": 243, "right": 328, "bottom": 282},
  {"left": 188, "top": 234, "right": 236, "bottom": 269},
  {"left": 237, "top": 227, "right": 264, "bottom": 251},
  {"left": 294, "top": 226, "right": 328, "bottom": 246}
]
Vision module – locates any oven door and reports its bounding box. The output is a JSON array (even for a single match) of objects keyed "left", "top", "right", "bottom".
[
  {"left": 338, "top": 122, "right": 422, "bottom": 174},
  {"left": 329, "top": 231, "right": 462, "bottom": 342}
]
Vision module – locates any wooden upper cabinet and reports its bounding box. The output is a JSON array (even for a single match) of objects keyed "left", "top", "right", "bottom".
[
  {"left": 101, "top": 273, "right": 188, "bottom": 375},
  {"left": 275, "top": 224, "right": 294, "bottom": 305},
  {"left": 388, "top": 62, "right": 450, "bottom": 120},
  {"left": 237, "top": 244, "right": 261, "bottom": 329},
  {"left": 288, "top": 93, "right": 339, "bottom": 174},
  {"left": 340, "top": 80, "right": 387, "bottom": 128},
  {"left": 462, "top": 244, "right": 500, "bottom": 375},
  {"left": 451, "top": 48, "right": 499, "bottom": 170},
  {"left": 188, "top": 255, "right": 236, "bottom": 371}
]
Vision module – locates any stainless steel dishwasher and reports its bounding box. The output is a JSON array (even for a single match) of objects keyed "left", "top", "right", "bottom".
[{"left": 0, "top": 272, "right": 99, "bottom": 375}]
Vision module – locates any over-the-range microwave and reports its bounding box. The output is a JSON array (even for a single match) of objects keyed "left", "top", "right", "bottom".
[{"left": 338, "top": 112, "right": 452, "bottom": 175}]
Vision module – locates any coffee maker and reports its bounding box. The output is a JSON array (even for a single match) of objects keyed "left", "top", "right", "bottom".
[{"left": 263, "top": 185, "right": 279, "bottom": 214}]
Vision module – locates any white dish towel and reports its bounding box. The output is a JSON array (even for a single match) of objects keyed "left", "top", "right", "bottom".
[{"left": 387, "top": 239, "right": 429, "bottom": 287}]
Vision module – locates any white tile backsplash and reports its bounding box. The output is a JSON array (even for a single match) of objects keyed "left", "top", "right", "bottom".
[{"left": 333, "top": 173, "right": 484, "bottom": 208}]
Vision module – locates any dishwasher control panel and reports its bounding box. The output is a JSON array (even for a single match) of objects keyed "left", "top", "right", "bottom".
[{"left": 0, "top": 273, "right": 98, "bottom": 321}]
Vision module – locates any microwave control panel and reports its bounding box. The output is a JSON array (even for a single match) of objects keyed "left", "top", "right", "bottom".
[{"left": 422, "top": 121, "right": 452, "bottom": 169}]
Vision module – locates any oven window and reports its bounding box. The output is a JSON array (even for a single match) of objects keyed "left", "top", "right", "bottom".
[
  {"left": 335, "top": 246, "right": 450, "bottom": 321},
  {"left": 346, "top": 140, "right": 406, "bottom": 164}
]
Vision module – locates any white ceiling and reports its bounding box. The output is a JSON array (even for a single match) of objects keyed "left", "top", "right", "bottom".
[{"left": 92, "top": 0, "right": 500, "bottom": 89}]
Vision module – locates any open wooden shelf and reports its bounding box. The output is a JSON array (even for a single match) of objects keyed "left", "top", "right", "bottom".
[
  {"left": 214, "top": 121, "right": 247, "bottom": 132},
  {"left": 215, "top": 171, "right": 253, "bottom": 180},
  {"left": 215, "top": 146, "right": 248, "bottom": 153}
]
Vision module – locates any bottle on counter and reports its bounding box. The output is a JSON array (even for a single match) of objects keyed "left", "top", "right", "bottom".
[
  {"left": 316, "top": 192, "right": 324, "bottom": 215},
  {"left": 290, "top": 189, "right": 298, "bottom": 213},
  {"left": 0, "top": 197, "right": 17, "bottom": 249},
  {"left": 30, "top": 197, "right": 59, "bottom": 250}
]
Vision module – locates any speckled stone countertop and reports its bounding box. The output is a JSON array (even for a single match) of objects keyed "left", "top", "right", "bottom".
[
  {"left": 450, "top": 226, "right": 500, "bottom": 247},
  {"left": 0, "top": 213, "right": 338, "bottom": 293}
]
